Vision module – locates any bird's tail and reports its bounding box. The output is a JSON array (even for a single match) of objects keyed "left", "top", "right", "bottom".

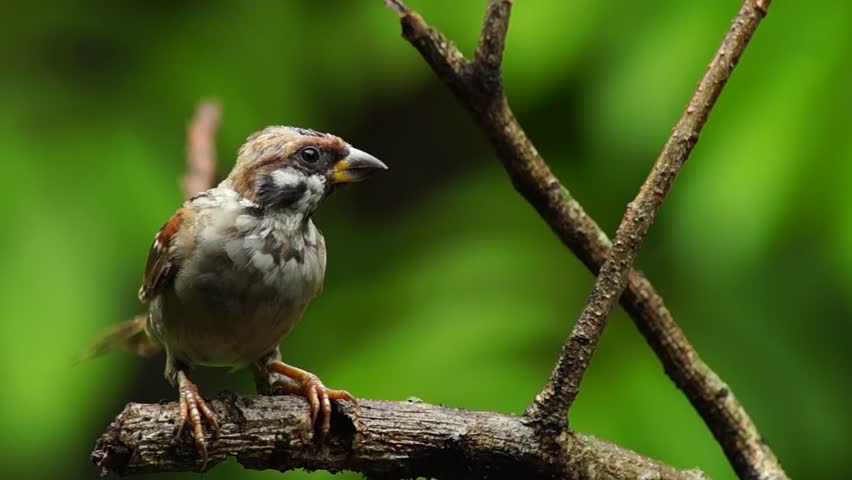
[{"left": 76, "top": 313, "right": 162, "bottom": 364}]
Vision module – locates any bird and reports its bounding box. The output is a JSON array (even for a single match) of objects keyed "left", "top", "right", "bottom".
[{"left": 92, "top": 126, "right": 387, "bottom": 468}]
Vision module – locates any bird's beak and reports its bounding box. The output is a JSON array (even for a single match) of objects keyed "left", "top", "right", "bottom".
[{"left": 329, "top": 147, "right": 388, "bottom": 184}]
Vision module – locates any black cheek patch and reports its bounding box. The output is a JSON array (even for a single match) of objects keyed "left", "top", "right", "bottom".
[{"left": 256, "top": 175, "right": 307, "bottom": 209}]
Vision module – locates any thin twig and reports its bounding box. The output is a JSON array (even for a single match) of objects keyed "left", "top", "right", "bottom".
[
  {"left": 527, "top": 0, "right": 772, "bottom": 426},
  {"left": 182, "top": 100, "right": 221, "bottom": 199},
  {"left": 91, "top": 394, "right": 706, "bottom": 479},
  {"left": 386, "top": 1, "right": 785, "bottom": 478}
]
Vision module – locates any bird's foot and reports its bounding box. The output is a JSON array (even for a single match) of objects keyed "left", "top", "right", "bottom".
[
  {"left": 268, "top": 361, "right": 357, "bottom": 435},
  {"left": 175, "top": 371, "right": 220, "bottom": 470}
]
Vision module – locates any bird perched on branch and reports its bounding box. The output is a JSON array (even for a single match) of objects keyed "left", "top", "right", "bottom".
[{"left": 91, "top": 126, "right": 387, "bottom": 468}]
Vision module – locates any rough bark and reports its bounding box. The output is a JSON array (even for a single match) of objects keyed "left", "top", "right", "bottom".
[{"left": 91, "top": 394, "right": 706, "bottom": 480}]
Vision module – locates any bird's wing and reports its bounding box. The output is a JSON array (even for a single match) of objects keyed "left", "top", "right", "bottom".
[{"left": 138, "top": 207, "right": 195, "bottom": 303}]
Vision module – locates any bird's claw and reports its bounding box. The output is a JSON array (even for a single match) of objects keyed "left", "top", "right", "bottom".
[
  {"left": 269, "top": 363, "right": 357, "bottom": 436},
  {"left": 175, "top": 377, "right": 219, "bottom": 470},
  {"left": 300, "top": 373, "right": 356, "bottom": 435}
]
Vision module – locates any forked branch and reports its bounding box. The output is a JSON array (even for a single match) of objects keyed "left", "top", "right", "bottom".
[{"left": 387, "top": 0, "right": 785, "bottom": 478}]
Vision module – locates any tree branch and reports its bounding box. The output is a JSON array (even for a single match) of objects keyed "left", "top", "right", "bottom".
[
  {"left": 527, "top": 0, "right": 772, "bottom": 426},
  {"left": 387, "top": 0, "right": 785, "bottom": 478},
  {"left": 182, "top": 99, "right": 221, "bottom": 199},
  {"left": 91, "top": 394, "right": 706, "bottom": 479}
]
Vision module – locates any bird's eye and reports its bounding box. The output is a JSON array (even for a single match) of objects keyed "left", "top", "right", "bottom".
[{"left": 299, "top": 146, "right": 320, "bottom": 164}]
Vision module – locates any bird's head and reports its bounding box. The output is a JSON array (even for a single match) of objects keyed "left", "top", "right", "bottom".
[{"left": 227, "top": 126, "right": 387, "bottom": 215}]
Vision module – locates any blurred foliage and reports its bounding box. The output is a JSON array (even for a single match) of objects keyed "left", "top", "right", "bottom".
[{"left": 1, "top": 1, "right": 850, "bottom": 479}]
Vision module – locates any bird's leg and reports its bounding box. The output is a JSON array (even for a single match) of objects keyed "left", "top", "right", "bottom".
[
  {"left": 251, "top": 360, "right": 304, "bottom": 395},
  {"left": 251, "top": 347, "right": 287, "bottom": 395},
  {"left": 175, "top": 370, "right": 219, "bottom": 470}
]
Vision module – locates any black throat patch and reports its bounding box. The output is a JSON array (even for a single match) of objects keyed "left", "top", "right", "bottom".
[{"left": 255, "top": 174, "right": 307, "bottom": 210}]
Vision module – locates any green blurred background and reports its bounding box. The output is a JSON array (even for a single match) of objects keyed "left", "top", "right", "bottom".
[{"left": 1, "top": 1, "right": 850, "bottom": 478}]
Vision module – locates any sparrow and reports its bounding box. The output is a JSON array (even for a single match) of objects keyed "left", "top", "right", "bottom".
[{"left": 104, "top": 126, "right": 386, "bottom": 467}]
